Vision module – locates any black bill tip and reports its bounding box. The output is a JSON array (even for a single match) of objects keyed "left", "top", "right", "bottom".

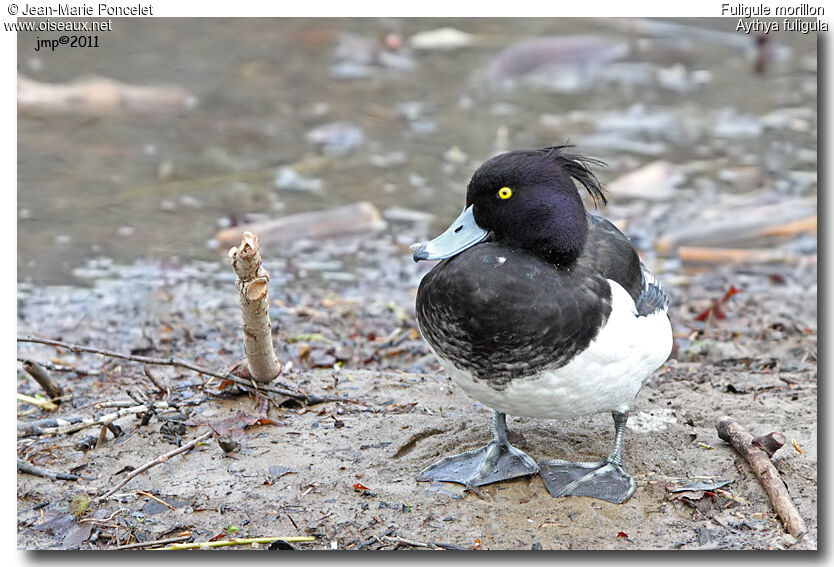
[{"left": 412, "top": 246, "right": 430, "bottom": 262}]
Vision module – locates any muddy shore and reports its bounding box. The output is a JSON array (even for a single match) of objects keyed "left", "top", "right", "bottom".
[{"left": 17, "top": 259, "right": 817, "bottom": 550}]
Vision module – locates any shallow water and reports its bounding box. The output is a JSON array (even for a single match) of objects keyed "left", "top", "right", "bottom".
[{"left": 17, "top": 18, "right": 817, "bottom": 286}]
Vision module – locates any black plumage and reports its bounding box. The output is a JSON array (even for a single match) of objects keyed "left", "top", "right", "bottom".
[
  {"left": 416, "top": 241, "right": 612, "bottom": 388},
  {"left": 580, "top": 213, "right": 643, "bottom": 302}
]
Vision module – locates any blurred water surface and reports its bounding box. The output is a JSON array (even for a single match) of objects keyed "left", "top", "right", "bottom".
[{"left": 17, "top": 18, "right": 817, "bottom": 285}]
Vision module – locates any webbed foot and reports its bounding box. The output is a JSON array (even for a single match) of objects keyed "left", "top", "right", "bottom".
[
  {"left": 416, "top": 411, "right": 539, "bottom": 488},
  {"left": 538, "top": 459, "right": 635, "bottom": 503},
  {"left": 417, "top": 439, "right": 539, "bottom": 488},
  {"left": 537, "top": 410, "right": 636, "bottom": 503}
]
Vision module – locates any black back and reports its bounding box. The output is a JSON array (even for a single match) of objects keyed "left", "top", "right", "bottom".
[
  {"left": 580, "top": 213, "right": 643, "bottom": 302},
  {"left": 582, "top": 213, "right": 670, "bottom": 316}
]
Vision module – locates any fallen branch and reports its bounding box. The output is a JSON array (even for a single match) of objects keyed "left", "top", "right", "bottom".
[
  {"left": 381, "top": 535, "right": 439, "bottom": 549},
  {"left": 92, "top": 400, "right": 149, "bottom": 409},
  {"left": 17, "top": 335, "right": 346, "bottom": 406},
  {"left": 678, "top": 246, "right": 811, "bottom": 266},
  {"left": 655, "top": 201, "right": 816, "bottom": 254},
  {"left": 143, "top": 365, "right": 169, "bottom": 396},
  {"left": 99, "top": 430, "right": 215, "bottom": 500},
  {"left": 16, "top": 393, "right": 57, "bottom": 412},
  {"left": 752, "top": 431, "right": 787, "bottom": 458},
  {"left": 17, "top": 458, "right": 80, "bottom": 481},
  {"left": 228, "top": 232, "right": 282, "bottom": 383},
  {"left": 17, "top": 357, "right": 100, "bottom": 376},
  {"left": 136, "top": 490, "right": 176, "bottom": 511},
  {"left": 77, "top": 508, "right": 129, "bottom": 525},
  {"left": 215, "top": 201, "right": 384, "bottom": 249},
  {"left": 17, "top": 402, "right": 175, "bottom": 438},
  {"left": 18, "top": 74, "right": 196, "bottom": 116},
  {"left": 22, "top": 360, "right": 64, "bottom": 401},
  {"left": 114, "top": 535, "right": 192, "bottom": 550},
  {"left": 716, "top": 416, "right": 808, "bottom": 540},
  {"left": 155, "top": 536, "right": 316, "bottom": 550},
  {"left": 763, "top": 214, "right": 817, "bottom": 238}
]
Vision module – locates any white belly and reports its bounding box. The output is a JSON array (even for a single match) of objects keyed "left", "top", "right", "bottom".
[{"left": 435, "top": 279, "right": 672, "bottom": 419}]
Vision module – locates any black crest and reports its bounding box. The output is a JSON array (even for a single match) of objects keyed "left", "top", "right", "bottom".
[{"left": 541, "top": 145, "right": 607, "bottom": 208}]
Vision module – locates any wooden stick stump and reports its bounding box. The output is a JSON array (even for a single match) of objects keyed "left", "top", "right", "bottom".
[
  {"left": 716, "top": 416, "right": 808, "bottom": 540},
  {"left": 228, "top": 232, "right": 282, "bottom": 383}
]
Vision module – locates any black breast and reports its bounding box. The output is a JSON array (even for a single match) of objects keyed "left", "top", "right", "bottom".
[{"left": 416, "top": 242, "right": 612, "bottom": 388}]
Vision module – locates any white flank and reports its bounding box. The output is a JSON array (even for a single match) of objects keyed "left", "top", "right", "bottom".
[{"left": 435, "top": 279, "right": 673, "bottom": 419}]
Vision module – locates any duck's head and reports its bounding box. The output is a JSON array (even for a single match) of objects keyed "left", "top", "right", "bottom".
[{"left": 413, "top": 146, "right": 606, "bottom": 265}]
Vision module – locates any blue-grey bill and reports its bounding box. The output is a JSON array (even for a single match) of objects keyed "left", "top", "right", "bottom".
[{"left": 413, "top": 205, "right": 489, "bottom": 262}]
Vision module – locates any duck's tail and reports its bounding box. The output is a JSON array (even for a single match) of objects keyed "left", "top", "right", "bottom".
[{"left": 635, "top": 265, "right": 670, "bottom": 317}]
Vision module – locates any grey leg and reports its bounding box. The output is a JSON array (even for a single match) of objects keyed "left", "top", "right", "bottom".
[
  {"left": 538, "top": 410, "right": 636, "bottom": 504},
  {"left": 607, "top": 410, "right": 628, "bottom": 465},
  {"left": 417, "top": 411, "right": 539, "bottom": 488}
]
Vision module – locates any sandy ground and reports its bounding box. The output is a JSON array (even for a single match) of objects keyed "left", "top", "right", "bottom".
[{"left": 16, "top": 262, "right": 817, "bottom": 550}]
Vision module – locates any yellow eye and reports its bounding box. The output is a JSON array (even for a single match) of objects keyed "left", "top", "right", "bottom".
[{"left": 498, "top": 187, "right": 512, "bottom": 200}]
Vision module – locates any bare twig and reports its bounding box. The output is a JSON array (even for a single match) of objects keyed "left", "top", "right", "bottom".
[
  {"left": 716, "top": 416, "right": 808, "bottom": 540},
  {"left": 155, "top": 536, "right": 316, "bottom": 550},
  {"left": 89, "top": 400, "right": 142, "bottom": 410},
  {"left": 22, "top": 360, "right": 64, "bottom": 401},
  {"left": 78, "top": 508, "right": 129, "bottom": 525},
  {"left": 17, "top": 458, "right": 80, "bottom": 481},
  {"left": 17, "top": 357, "right": 101, "bottom": 376},
  {"left": 433, "top": 542, "right": 468, "bottom": 551},
  {"left": 17, "top": 335, "right": 346, "bottom": 406},
  {"left": 16, "top": 393, "right": 57, "bottom": 411},
  {"left": 114, "top": 535, "right": 192, "bottom": 550},
  {"left": 18, "top": 335, "right": 219, "bottom": 376},
  {"left": 136, "top": 490, "right": 176, "bottom": 510},
  {"left": 99, "top": 430, "right": 215, "bottom": 500},
  {"left": 382, "top": 535, "right": 438, "bottom": 549},
  {"left": 142, "top": 365, "right": 169, "bottom": 396},
  {"left": 17, "top": 401, "right": 175, "bottom": 438}
]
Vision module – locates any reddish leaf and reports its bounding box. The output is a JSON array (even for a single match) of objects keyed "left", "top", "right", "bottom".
[
  {"left": 250, "top": 417, "right": 279, "bottom": 428},
  {"left": 353, "top": 483, "right": 370, "bottom": 491},
  {"left": 695, "top": 305, "right": 718, "bottom": 322},
  {"left": 617, "top": 532, "right": 628, "bottom": 538},
  {"left": 723, "top": 285, "right": 740, "bottom": 300},
  {"left": 185, "top": 411, "right": 280, "bottom": 436},
  {"left": 695, "top": 285, "right": 740, "bottom": 322}
]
